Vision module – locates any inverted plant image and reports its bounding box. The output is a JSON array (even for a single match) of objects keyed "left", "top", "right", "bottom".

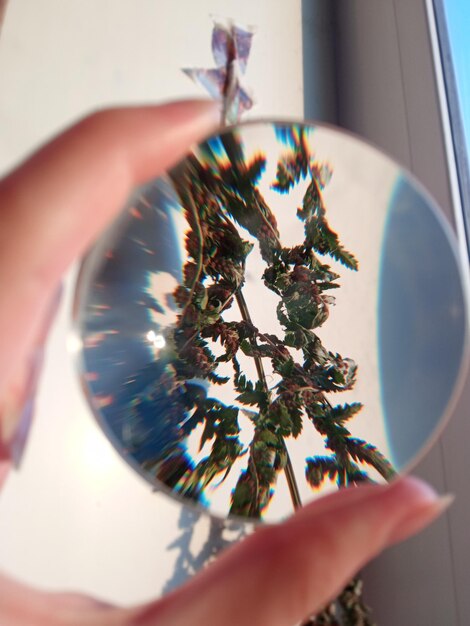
[{"left": 74, "top": 121, "right": 467, "bottom": 522}]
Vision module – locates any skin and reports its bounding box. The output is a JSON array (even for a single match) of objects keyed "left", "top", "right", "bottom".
[{"left": 0, "top": 100, "right": 451, "bottom": 626}]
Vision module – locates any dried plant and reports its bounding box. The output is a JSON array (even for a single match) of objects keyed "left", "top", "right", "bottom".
[{"left": 141, "top": 125, "right": 395, "bottom": 520}]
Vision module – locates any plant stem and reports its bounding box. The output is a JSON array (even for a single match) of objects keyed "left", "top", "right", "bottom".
[
  {"left": 234, "top": 289, "right": 302, "bottom": 510},
  {"left": 219, "top": 126, "right": 302, "bottom": 510}
]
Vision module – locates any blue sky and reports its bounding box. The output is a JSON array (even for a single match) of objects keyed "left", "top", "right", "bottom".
[{"left": 444, "top": 2, "right": 470, "bottom": 146}]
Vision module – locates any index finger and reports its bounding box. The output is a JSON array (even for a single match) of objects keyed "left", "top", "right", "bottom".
[{"left": 0, "top": 100, "right": 220, "bottom": 396}]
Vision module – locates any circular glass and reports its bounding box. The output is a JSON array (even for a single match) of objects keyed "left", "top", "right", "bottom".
[{"left": 73, "top": 121, "right": 468, "bottom": 522}]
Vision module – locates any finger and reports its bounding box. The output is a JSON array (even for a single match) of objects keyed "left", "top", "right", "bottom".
[
  {"left": 0, "top": 101, "right": 219, "bottom": 291},
  {"left": 0, "top": 572, "right": 113, "bottom": 626},
  {"left": 0, "top": 100, "right": 219, "bottom": 381},
  {"left": 0, "top": 478, "right": 450, "bottom": 626},
  {"left": 129, "top": 477, "right": 451, "bottom": 626},
  {"left": 0, "top": 100, "right": 219, "bottom": 442},
  {"left": 0, "top": 283, "right": 62, "bottom": 466}
]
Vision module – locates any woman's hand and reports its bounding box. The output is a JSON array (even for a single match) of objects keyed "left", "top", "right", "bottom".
[{"left": 0, "top": 101, "right": 450, "bottom": 626}]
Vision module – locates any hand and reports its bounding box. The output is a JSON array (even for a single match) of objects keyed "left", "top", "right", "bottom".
[{"left": 0, "top": 101, "right": 450, "bottom": 626}]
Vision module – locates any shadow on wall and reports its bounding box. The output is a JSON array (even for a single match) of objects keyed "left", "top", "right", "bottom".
[{"left": 162, "top": 506, "right": 248, "bottom": 593}]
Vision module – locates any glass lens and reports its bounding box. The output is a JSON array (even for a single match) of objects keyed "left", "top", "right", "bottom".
[{"left": 73, "top": 121, "right": 468, "bottom": 522}]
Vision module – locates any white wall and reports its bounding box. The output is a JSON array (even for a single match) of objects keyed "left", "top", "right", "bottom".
[{"left": 0, "top": 0, "right": 303, "bottom": 604}]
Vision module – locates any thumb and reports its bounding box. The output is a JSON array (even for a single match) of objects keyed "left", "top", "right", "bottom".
[{"left": 128, "top": 477, "right": 451, "bottom": 626}]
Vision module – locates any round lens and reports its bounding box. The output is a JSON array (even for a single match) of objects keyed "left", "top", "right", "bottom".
[{"left": 73, "top": 121, "right": 468, "bottom": 522}]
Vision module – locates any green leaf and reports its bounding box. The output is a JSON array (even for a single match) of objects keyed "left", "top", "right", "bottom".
[
  {"left": 276, "top": 301, "right": 290, "bottom": 328},
  {"left": 271, "top": 158, "right": 296, "bottom": 193},
  {"left": 320, "top": 282, "right": 340, "bottom": 291},
  {"left": 258, "top": 429, "right": 279, "bottom": 446},
  {"left": 239, "top": 338, "right": 254, "bottom": 356},
  {"left": 230, "top": 477, "right": 257, "bottom": 517},
  {"left": 346, "top": 438, "right": 397, "bottom": 481},
  {"left": 246, "top": 155, "right": 267, "bottom": 185},
  {"left": 274, "top": 358, "right": 295, "bottom": 378},
  {"left": 290, "top": 404, "right": 303, "bottom": 438},
  {"left": 305, "top": 456, "right": 340, "bottom": 489},
  {"left": 235, "top": 374, "right": 255, "bottom": 394},
  {"left": 305, "top": 216, "right": 359, "bottom": 271},
  {"left": 275, "top": 448, "right": 288, "bottom": 470},
  {"left": 208, "top": 372, "right": 230, "bottom": 385},
  {"left": 299, "top": 179, "right": 320, "bottom": 220},
  {"left": 326, "top": 402, "right": 363, "bottom": 423},
  {"left": 199, "top": 420, "right": 215, "bottom": 450},
  {"left": 263, "top": 401, "right": 303, "bottom": 439},
  {"left": 236, "top": 389, "right": 268, "bottom": 407},
  {"left": 284, "top": 326, "right": 315, "bottom": 349},
  {"left": 216, "top": 407, "right": 240, "bottom": 435}
]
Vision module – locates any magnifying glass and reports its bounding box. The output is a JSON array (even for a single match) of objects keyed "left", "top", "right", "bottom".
[{"left": 72, "top": 120, "right": 469, "bottom": 523}]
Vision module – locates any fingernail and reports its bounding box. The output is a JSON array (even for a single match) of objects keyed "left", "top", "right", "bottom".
[
  {"left": 194, "top": 98, "right": 222, "bottom": 119},
  {"left": 169, "top": 98, "right": 222, "bottom": 127},
  {"left": 389, "top": 490, "right": 454, "bottom": 544},
  {"left": 194, "top": 100, "right": 223, "bottom": 130}
]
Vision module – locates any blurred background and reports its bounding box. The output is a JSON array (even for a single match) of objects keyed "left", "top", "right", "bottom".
[{"left": 0, "top": 1, "right": 469, "bottom": 624}]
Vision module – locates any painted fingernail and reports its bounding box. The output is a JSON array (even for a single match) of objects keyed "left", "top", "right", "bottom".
[{"left": 389, "top": 492, "right": 455, "bottom": 544}]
